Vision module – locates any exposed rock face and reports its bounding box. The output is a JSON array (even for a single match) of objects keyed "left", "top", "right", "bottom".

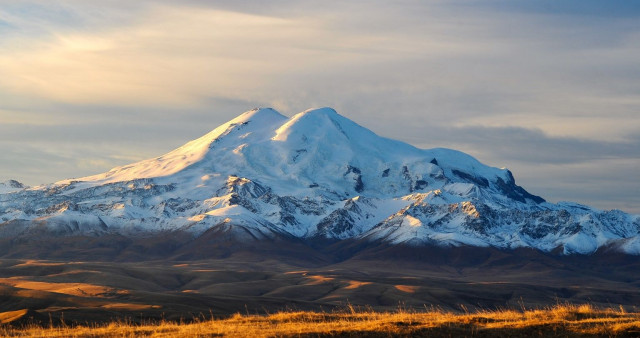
[{"left": 0, "top": 107, "right": 638, "bottom": 255}]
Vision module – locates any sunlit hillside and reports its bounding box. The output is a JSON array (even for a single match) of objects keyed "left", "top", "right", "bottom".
[{"left": 2, "top": 304, "right": 640, "bottom": 337}]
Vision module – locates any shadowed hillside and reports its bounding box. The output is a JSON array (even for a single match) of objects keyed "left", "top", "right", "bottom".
[{"left": 0, "top": 247, "right": 639, "bottom": 326}]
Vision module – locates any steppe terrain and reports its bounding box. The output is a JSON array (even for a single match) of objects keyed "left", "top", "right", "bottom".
[
  {"left": 4, "top": 304, "right": 640, "bottom": 337},
  {"left": 1, "top": 245, "right": 639, "bottom": 327}
]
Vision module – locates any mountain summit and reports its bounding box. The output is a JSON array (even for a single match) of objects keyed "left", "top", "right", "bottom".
[
  {"left": 64, "top": 107, "right": 540, "bottom": 203},
  {"left": 0, "top": 107, "right": 638, "bottom": 256}
]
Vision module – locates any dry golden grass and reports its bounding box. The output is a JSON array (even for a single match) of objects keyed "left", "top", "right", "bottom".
[
  {"left": 2, "top": 303, "right": 640, "bottom": 337},
  {"left": 0, "top": 277, "right": 116, "bottom": 297}
]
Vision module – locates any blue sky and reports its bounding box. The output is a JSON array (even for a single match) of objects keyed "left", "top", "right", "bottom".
[{"left": 1, "top": 1, "right": 639, "bottom": 213}]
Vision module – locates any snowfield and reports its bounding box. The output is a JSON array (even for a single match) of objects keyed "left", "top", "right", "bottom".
[{"left": 1, "top": 107, "right": 638, "bottom": 255}]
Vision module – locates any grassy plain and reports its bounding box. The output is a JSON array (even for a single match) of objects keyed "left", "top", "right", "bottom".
[
  {"left": 2, "top": 304, "right": 640, "bottom": 337},
  {"left": 1, "top": 246, "right": 640, "bottom": 336}
]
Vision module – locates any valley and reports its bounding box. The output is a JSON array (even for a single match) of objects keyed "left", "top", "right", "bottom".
[{"left": 1, "top": 245, "right": 639, "bottom": 325}]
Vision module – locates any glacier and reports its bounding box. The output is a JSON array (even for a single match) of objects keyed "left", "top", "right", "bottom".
[{"left": 1, "top": 107, "right": 638, "bottom": 255}]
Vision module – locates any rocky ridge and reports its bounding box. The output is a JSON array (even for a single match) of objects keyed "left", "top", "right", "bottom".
[{"left": 1, "top": 107, "right": 638, "bottom": 255}]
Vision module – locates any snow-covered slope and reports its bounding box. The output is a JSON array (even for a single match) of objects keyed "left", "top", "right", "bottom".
[
  {"left": 1, "top": 107, "right": 638, "bottom": 255},
  {"left": 0, "top": 180, "right": 26, "bottom": 194}
]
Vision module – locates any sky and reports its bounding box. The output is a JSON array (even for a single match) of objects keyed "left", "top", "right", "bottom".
[{"left": 1, "top": 0, "right": 639, "bottom": 213}]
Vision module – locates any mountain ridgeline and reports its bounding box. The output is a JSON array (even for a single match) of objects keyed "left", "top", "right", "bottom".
[{"left": 0, "top": 107, "right": 638, "bottom": 259}]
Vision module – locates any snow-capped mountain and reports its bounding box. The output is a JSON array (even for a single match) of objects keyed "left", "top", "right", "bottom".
[
  {"left": 1, "top": 107, "right": 638, "bottom": 255},
  {"left": 0, "top": 180, "right": 26, "bottom": 194}
]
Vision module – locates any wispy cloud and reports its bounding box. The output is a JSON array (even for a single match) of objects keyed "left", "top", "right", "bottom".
[
  {"left": 422, "top": 125, "right": 640, "bottom": 165},
  {"left": 0, "top": 1, "right": 638, "bottom": 213}
]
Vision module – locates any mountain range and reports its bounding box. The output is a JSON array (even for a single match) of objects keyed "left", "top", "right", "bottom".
[{"left": 1, "top": 107, "right": 638, "bottom": 258}]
